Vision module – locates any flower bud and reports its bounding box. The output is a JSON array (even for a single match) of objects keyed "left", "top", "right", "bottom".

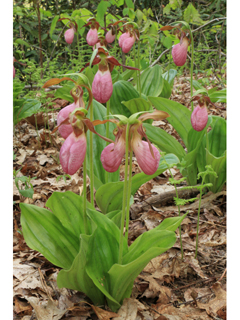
[
  {"left": 60, "top": 132, "right": 86, "bottom": 175},
  {"left": 86, "top": 28, "right": 98, "bottom": 46},
  {"left": 191, "top": 105, "right": 208, "bottom": 131},
  {"left": 64, "top": 28, "right": 75, "bottom": 44},
  {"left": 118, "top": 32, "right": 130, "bottom": 48},
  {"left": 172, "top": 37, "right": 189, "bottom": 67},
  {"left": 105, "top": 30, "right": 115, "bottom": 44},
  {"left": 132, "top": 139, "right": 160, "bottom": 175},
  {"left": 122, "top": 36, "right": 135, "bottom": 53},
  {"left": 57, "top": 103, "right": 78, "bottom": 139},
  {"left": 92, "top": 69, "right": 113, "bottom": 103}
]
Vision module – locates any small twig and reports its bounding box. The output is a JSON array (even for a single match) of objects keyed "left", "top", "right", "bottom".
[
  {"left": 217, "top": 267, "right": 227, "bottom": 282},
  {"left": 189, "top": 216, "right": 226, "bottom": 228},
  {"left": 192, "top": 17, "right": 226, "bottom": 33},
  {"left": 173, "top": 276, "right": 216, "bottom": 290}
]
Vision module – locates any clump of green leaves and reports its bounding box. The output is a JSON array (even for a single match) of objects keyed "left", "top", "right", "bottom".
[{"left": 13, "top": 168, "right": 36, "bottom": 199}]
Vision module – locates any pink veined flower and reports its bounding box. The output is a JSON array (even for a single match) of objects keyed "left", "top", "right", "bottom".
[
  {"left": 57, "top": 103, "right": 78, "bottom": 139},
  {"left": 191, "top": 105, "right": 208, "bottom": 131},
  {"left": 86, "top": 28, "right": 98, "bottom": 46},
  {"left": 105, "top": 29, "right": 116, "bottom": 44},
  {"left": 172, "top": 37, "right": 189, "bottom": 67},
  {"left": 122, "top": 36, "right": 136, "bottom": 53},
  {"left": 92, "top": 69, "right": 113, "bottom": 104},
  {"left": 64, "top": 28, "right": 75, "bottom": 44},
  {"left": 119, "top": 32, "right": 130, "bottom": 48},
  {"left": 59, "top": 132, "right": 87, "bottom": 175}
]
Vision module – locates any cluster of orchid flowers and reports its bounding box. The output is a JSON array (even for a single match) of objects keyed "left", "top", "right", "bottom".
[{"left": 41, "top": 18, "right": 214, "bottom": 177}]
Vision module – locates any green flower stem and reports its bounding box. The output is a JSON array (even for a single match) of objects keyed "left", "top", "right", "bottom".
[
  {"left": 83, "top": 157, "right": 89, "bottom": 235},
  {"left": 137, "top": 41, "right": 141, "bottom": 96},
  {"left": 77, "top": 32, "right": 81, "bottom": 65},
  {"left": 163, "top": 154, "right": 183, "bottom": 259},
  {"left": 105, "top": 99, "right": 110, "bottom": 183},
  {"left": 89, "top": 102, "right": 94, "bottom": 206},
  {"left": 124, "top": 150, "right": 133, "bottom": 242},
  {"left": 195, "top": 186, "right": 203, "bottom": 258},
  {"left": 118, "top": 123, "right": 130, "bottom": 264},
  {"left": 189, "top": 29, "right": 194, "bottom": 112},
  {"left": 133, "top": 44, "right": 138, "bottom": 92}
]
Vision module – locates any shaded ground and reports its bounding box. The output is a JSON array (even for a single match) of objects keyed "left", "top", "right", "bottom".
[{"left": 13, "top": 73, "right": 226, "bottom": 320}]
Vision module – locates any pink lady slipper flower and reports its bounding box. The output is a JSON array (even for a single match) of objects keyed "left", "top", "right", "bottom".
[
  {"left": 118, "top": 23, "right": 139, "bottom": 54},
  {"left": 172, "top": 37, "right": 189, "bottom": 67},
  {"left": 191, "top": 105, "right": 208, "bottom": 132},
  {"left": 105, "top": 27, "right": 116, "bottom": 44},
  {"left": 190, "top": 95, "right": 213, "bottom": 132},
  {"left": 122, "top": 35, "right": 136, "bottom": 53},
  {"left": 85, "top": 18, "right": 99, "bottom": 46},
  {"left": 101, "top": 111, "right": 170, "bottom": 175},
  {"left": 119, "top": 32, "right": 130, "bottom": 48},
  {"left": 81, "top": 47, "right": 139, "bottom": 104},
  {"left": 64, "top": 28, "right": 75, "bottom": 44}
]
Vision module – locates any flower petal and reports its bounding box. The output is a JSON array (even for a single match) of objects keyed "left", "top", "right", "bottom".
[
  {"left": 57, "top": 103, "right": 78, "bottom": 139},
  {"left": 101, "top": 140, "right": 125, "bottom": 173},
  {"left": 132, "top": 139, "right": 160, "bottom": 175},
  {"left": 86, "top": 28, "right": 98, "bottom": 46},
  {"left": 92, "top": 69, "right": 113, "bottom": 104},
  {"left": 60, "top": 132, "right": 86, "bottom": 175},
  {"left": 122, "top": 36, "right": 135, "bottom": 53},
  {"left": 172, "top": 37, "right": 189, "bottom": 67},
  {"left": 118, "top": 32, "right": 130, "bottom": 47},
  {"left": 191, "top": 105, "right": 208, "bottom": 131},
  {"left": 64, "top": 28, "right": 74, "bottom": 44}
]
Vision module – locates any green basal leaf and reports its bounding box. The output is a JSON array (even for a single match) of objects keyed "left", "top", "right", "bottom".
[
  {"left": 106, "top": 210, "right": 122, "bottom": 228},
  {"left": 148, "top": 97, "right": 192, "bottom": 148},
  {"left": 54, "top": 83, "right": 75, "bottom": 102},
  {"left": 122, "top": 98, "right": 152, "bottom": 115},
  {"left": 57, "top": 232, "right": 105, "bottom": 306},
  {"left": 162, "top": 69, "right": 178, "bottom": 87},
  {"left": 19, "top": 188, "right": 34, "bottom": 199},
  {"left": 209, "top": 88, "right": 226, "bottom": 103},
  {"left": 192, "top": 80, "right": 204, "bottom": 90},
  {"left": 14, "top": 99, "right": 42, "bottom": 125},
  {"left": 20, "top": 203, "right": 79, "bottom": 269},
  {"left": 96, "top": 154, "right": 179, "bottom": 213},
  {"left": 110, "top": 80, "right": 140, "bottom": 117},
  {"left": 140, "top": 65, "right": 163, "bottom": 97},
  {"left": 46, "top": 191, "right": 94, "bottom": 238},
  {"left": 50, "top": 15, "right": 59, "bottom": 38}
]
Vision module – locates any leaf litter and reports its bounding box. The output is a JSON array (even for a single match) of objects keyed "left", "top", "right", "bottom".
[{"left": 13, "top": 79, "right": 226, "bottom": 319}]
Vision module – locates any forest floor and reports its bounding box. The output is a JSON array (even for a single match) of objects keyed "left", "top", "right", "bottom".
[{"left": 13, "top": 72, "right": 227, "bottom": 320}]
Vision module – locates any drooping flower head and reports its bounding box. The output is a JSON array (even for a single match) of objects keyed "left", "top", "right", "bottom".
[
  {"left": 58, "top": 19, "right": 78, "bottom": 45},
  {"left": 190, "top": 95, "right": 212, "bottom": 132},
  {"left": 118, "top": 22, "right": 139, "bottom": 54},
  {"left": 101, "top": 111, "right": 170, "bottom": 175},
  {"left": 81, "top": 47, "right": 139, "bottom": 104},
  {"left": 64, "top": 28, "right": 75, "bottom": 44},
  {"left": 160, "top": 24, "right": 190, "bottom": 67},
  {"left": 85, "top": 18, "right": 100, "bottom": 46},
  {"left": 105, "top": 24, "right": 117, "bottom": 44}
]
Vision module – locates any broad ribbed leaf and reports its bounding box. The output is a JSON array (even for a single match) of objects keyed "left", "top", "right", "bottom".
[
  {"left": 205, "top": 150, "right": 226, "bottom": 193},
  {"left": 20, "top": 203, "right": 79, "bottom": 269},
  {"left": 148, "top": 97, "right": 192, "bottom": 148},
  {"left": 122, "top": 97, "right": 152, "bottom": 114},
  {"left": 209, "top": 88, "right": 226, "bottom": 103},
  {"left": 86, "top": 100, "right": 120, "bottom": 189},
  {"left": 108, "top": 231, "right": 176, "bottom": 310},
  {"left": 46, "top": 191, "right": 94, "bottom": 238},
  {"left": 95, "top": 154, "right": 179, "bottom": 213},
  {"left": 140, "top": 65, "right": 163, "bottom": 97},
  {"left": 57, "top": 233, "right": 105, "bottom": 306},
  {"left": 159, "top": 78, "right": 172, "bottom": 99},
  {"left": 110, "top": 80, "right": 139, "bottom": 117},
  {"left": 162, "top": 69, "right": 178, "bottom": 87},
  {"left": 14, "top": 99, "right": 42, "bottom": 125},
  {"left": 144, "top": 123, "right": 186, "bottom": 161}
]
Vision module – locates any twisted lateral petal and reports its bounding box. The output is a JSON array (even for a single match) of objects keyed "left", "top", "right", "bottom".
[
  {"left": 57, "top": 103, "right": 78, "bottom": 139},
  {"left": 118, "top": 32, "right": 130, "bottom": 48},
  {"left": 191, "top": 105, "right": 208, "bottom": 132},
  {"left": 60, "top": 132, "right": 86, "bottom": 175},
  {"left": 105, "top": 30, "right": 116, "bottom": 43},
  {"left": 122, "top": 36, "right": 135, "bottom": 53},
  {"left": 86, "top": 28, "right": 98, "bottom": 46},
  {"left": 92, "top": 70, "right": 113, "bottom": 104},
  {"left": 64, "top": 28, "right": 75, "bottom": 44},
  {"left": 101, "top": 140, "right": 125, "bottom": 173},
  {"left": 172, "top": 37, "right": 189, "bottom": 67},
  {"left": 132, "top": 140, "right": 160, "bottom": 175}
]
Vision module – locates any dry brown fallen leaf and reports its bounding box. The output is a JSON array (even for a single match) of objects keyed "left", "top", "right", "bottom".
[
  {"left": 114, "top": 298, "right": 138, "bottom": 320},
  {"left": 27, "top": 297, "right": 67, "bottom": 320},
  {"left": 91, "top": 304, "right": 119, "bottom": 320},
  {"left": 197, "top": 282, "right": 226, "bottom": 319}
]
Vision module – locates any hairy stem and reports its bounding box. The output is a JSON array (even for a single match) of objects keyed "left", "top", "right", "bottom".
[
  {"left": 83, "top": 157, "right": 89, "bottom": 235},
  {"left": 189, "top": 28, "right": 194, "bottom": 112},
  {"left": 89, "top": 102, "right": 94, "bottom": 206},
  {"left": 124, "top": 150, "right": 133, "bottom": 243}
]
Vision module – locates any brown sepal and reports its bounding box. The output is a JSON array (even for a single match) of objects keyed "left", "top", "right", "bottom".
[
  {"left": 42, "top": 77, "right": 76, "bottom": 88},
  {"left": 160, "top": 26, "right": 175, "bottom": 31},
  {"left": 51, "top": 118, "right": 70, "bottom": 134},
  {"left": 83, "top": 119, "right": 114, "bottom": 143}
]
